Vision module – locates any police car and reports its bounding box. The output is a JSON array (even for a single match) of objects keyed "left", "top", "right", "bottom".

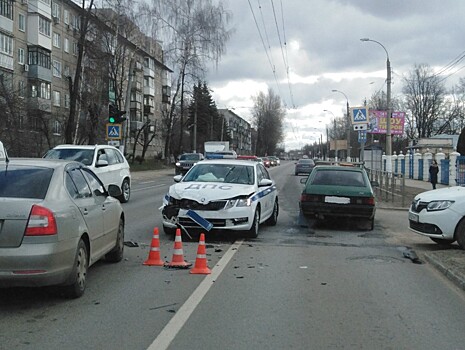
[{"left": 161, "top": 158, "right": 279, "bottom": 238}]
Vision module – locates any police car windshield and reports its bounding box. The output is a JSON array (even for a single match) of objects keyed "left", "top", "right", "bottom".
[{"left": 183, "top": 164, "right": 254, "bottom": 185}]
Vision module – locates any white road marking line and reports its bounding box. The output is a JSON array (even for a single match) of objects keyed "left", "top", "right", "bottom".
[
  {"left": 146, "top": 239, "right": 244, "bottom": 350},
  {"left": 132, "top": 184, "right": 166, "bottom": 192}
]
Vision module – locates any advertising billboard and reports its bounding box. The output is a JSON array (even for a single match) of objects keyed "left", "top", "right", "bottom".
[{"left": 368, "top": 111, "right": 405, "bottom": 135}]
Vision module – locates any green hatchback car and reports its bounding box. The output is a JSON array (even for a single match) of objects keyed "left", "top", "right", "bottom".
[{"left": 299, "top": 165, "right": 377, "bottom": 230}]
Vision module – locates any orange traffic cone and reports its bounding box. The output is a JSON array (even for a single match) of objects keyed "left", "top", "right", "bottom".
[
  {"left": 190, "top": 233, "right": 211, "bottom": 274},
  {"left": 143, "top": 227, "right": 164, "bottom": 266},
  {"left": 165, "top": 228, "right": 192, "bottom": 268}
]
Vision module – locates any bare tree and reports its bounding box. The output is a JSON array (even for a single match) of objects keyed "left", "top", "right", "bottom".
[
  {"left": 143, "top": 0, "right": 232, "bottom": 155},
  {"left": 252, "top": 88, "right": 285, "bottom": 156},
  {"left": 402, "top": 64, "right": 446, "bottom": 139},
  {"left": 64, "top": 0, "right": 96, "bottom": 144}
]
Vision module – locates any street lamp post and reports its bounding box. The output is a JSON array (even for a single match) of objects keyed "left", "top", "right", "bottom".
[
  {"left": 324, "top": 109, "right": 337, "bottom": 161},
  {"left": 360, "top": 38, "right": 392, "bottom": 173},
  {"left": 331, "top": 90, "right": 351, "bottom": 161}
]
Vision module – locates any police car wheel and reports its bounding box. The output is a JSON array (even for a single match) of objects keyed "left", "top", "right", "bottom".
[{"left": 247, "top": 208, "right": 260, "bottom": 238}]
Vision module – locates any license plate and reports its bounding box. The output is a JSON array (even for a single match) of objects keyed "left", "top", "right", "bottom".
[
  {"left": 409, "top": 212, "right": 419, "bottom": 223},
  {"left": 325, "top": 196, "right": 350, "bottom": 204}
]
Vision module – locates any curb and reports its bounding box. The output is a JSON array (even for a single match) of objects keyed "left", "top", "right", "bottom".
[{"left": 423, "top": 252, "right": 465, "bottom": 292}]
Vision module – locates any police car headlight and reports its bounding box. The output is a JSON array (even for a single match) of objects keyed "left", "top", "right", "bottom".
[
  {"left": 236, "top": 198, "right": 252, "bottom": 207},
  {"left": 225, "top": 198, "right": 252, "bottom": 209},
  {"left": 427, "top": 200, "right": 454, "bottom": 211}
]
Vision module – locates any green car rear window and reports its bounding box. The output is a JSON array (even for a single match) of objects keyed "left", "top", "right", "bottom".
[
  {"left": 311, "top": 170, "right": 366, "bottom": 187},
  {"left": 0, "top": 167, "right": 53, "bottom": 199}
]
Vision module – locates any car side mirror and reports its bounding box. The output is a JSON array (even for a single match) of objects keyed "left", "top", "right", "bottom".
[
  {"left": 107, "top": 184, "right": 122, "bottom": 198},
  {"left": 370, "top": 180, "right": 379, "bottom": 188},
  {"left": 173, "top": 175, "right": 183, "bottom": 182},
  {"left": 300, "top": 177, "right": 307, "bottom": 184},
  {"left": 96, "top": 159, "right": 109, "bottom": 167},
  {"left": 259, "top": 179, "right": 273, "bottom": 187}
]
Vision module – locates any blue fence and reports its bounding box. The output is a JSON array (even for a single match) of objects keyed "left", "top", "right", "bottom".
[
  {"left": 418, "top": 159, "right": 424, "bottom": 180},
  {"left": 440, "top": 159, "right": 449, "bottom": 185},
  {"left": 456, "top": 156, "right": 465, "bottom": 185}
]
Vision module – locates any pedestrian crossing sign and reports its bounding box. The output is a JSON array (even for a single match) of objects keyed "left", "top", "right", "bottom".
[
  {"left": 350, "top": 107, "right": 369, "bottom": 124},
  {"left": 106, "top": 124, "right": 122, "bottom": 140}
]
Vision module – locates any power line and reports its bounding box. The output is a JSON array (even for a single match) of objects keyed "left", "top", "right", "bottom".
[
  {"left": 270, "top": 0, "right": 295, "bottom": 108},
  {"left": 247, "top": 0, "right": 286, "bottom": 106}
]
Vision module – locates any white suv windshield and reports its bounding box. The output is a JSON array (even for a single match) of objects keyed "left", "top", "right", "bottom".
[{"left": 45, "top": 149, "right": 94, "bottom": 166}]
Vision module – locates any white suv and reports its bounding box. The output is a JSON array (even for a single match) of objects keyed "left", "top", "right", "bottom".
[{"left": 44, "top": 144, "right": 131, "bottom": 202}]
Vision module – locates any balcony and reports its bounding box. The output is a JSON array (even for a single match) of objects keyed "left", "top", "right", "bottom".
[
  {"left": 130, "top": 121, "right": 144, "bottom": 131},
  {"left": 29, "top": 97, "right": 52, "bottom": 112},
  {"left": 130, "top": 101, "right": 142, "bottom": 111},
  {"left": 144, "top": 105, "right": 153, "bottom": 115}
]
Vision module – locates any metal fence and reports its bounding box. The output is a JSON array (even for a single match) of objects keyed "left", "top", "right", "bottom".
[{"left": 367, "top": 169, "right": 406, "bottom": 207}]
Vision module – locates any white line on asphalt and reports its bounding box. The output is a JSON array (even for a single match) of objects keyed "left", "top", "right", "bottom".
[
  {"left": 146, "top": 239, "right": 244, "bottom": 350},
  {"left": 132, "top": 184, "right": 166, "bottom": 192}
]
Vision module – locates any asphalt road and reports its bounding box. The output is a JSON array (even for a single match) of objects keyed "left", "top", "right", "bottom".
[{"left": 1, "top": 162, "right": 465, "bottom": 349}]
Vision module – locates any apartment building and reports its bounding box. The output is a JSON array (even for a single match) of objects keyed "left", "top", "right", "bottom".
[
  {"left": 218, "top": 109, "right": 252, "bottom": 155},
  {"left": 0, "top": 0, "right": 171, "bottom": 158}
]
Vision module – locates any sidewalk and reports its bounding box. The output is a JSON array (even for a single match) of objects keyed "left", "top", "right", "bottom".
[
  {"left": 375, "top": 178, "right": 448, "bottom": 210},
  {"left": 376, "top": 178, "right": 465, "bottom": 293}
]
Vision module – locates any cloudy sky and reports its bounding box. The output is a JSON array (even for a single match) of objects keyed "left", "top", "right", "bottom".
[{"left": 205, "top": 0, "right": 465, "bottom": 151}]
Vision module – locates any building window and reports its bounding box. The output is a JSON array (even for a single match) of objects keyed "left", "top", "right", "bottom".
[
  {"left": 0, "top": 0, "right": 13, "bottom": 20},
  {"left": 18, "top": 48, "right": 26, "bottom": 64},
  {"left": 53, "top": 120, "right": 61, "bottom": 135},
  {"left": 64, "top": 38, "right": 69, "bottom": 53},
  {"left": 52, "top": 60, "right": 61, "bottom": 77},
  {"left": 40, "top": 81, "right": 51, "bottom": 99},
  {"left": 64, "top": 65, "right": 70, "bottom": 77},
  {"left": 18, "top": 13, "right": 26, "bottom": 31},
  {"left": 53, "top": 33, "right": 61, "bottom": 48},
  {"left": 64, "top": 94, "right": 70, "bottom": 108},
  {"left": 73, "top": 42, "right": 78, "bottom": 56},
  {"left": 30, "top": 80, "right": 51, "bottom": 99},
  {"left": 39, "top": 16, "right": 51, "bottom": 37},
  {"left": 28, "top": 47, "right": 51, "bottom": 69},
  {"left": 18, "top": 80, "right": 26, "bottom": 97},
  {"left": 64, "top": 10, "right": 69, "bottom": 24},
  {"left": 53, "top": 91, "right": 60, "bottom": 106},
  {"left": 0, "top": 32, "right": 13, "bottom": 56},
  {"left": 52, "top": 2, "right": 61, "bottom": 19}
]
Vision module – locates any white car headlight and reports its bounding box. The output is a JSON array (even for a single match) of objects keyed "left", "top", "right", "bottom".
[
  {"left": 427, "top": 200, "right": 454, "bottom": 211},
  {"left": 225, "top": 198, "right": 252, "bottom": 209}
]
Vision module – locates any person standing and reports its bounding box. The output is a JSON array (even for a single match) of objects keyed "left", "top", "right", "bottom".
[{"left": 429, "top": 160, "right": 439, "bottom": 189}]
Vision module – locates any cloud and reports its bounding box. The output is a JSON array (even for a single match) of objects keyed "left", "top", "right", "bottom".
[{"left": 207, "top": 0, "right": 465, "bottom": 151}]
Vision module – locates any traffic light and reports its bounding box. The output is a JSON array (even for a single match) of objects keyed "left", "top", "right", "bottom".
[{"left": 109, "top": 104, "right": 127, "bottom": 124}]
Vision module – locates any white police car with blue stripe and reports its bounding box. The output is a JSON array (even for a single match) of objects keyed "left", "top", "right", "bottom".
[{"left": 161, "top": 159, "right": 278, "bottom": 238}]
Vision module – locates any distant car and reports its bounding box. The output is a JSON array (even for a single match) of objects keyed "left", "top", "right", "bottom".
[
  {"left": 43, "top": 144, "right": 131, "bottom": 203},
  {"left": 0, "top": 158, "right": 125, "bottom": 298},
  {"left": 269, "top": 156, "right": 280, "bottom": 166},
  {"left": 295, "top": 158, "right": 315, "bottom": 175},
  {"left": 161, "top": 159, "right": 279, "bottom": 238},
  {"left": 175, "top": 153, "right": 204, "bottom": 175},
  {"left": 409, "top": 187, "right": 465, "bottom": 248},
  {"left": 262, "top": 157, "right": 271, "bottom": 168},
  {"left": 299, "top": 165, "right": 376, "bottom": 230}
]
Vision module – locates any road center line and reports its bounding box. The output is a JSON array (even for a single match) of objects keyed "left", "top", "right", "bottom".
[{"left": 146, "top": 239, "right": 243, "bottom": 350}]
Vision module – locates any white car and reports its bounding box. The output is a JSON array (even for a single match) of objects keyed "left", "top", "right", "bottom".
[
  {"left": 409, "top": 186, "right": 465, "bottom": 248},
  {"left": 44, "top": 144, "right": 131, "bottom": 203},
  {"left": 161, "top": 159, "right": 279, "bottom": 238}
]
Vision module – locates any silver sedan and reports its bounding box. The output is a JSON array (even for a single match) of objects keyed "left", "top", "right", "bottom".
[{"left": 0, "top": 158, "right": 125, "bottom": 298}]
